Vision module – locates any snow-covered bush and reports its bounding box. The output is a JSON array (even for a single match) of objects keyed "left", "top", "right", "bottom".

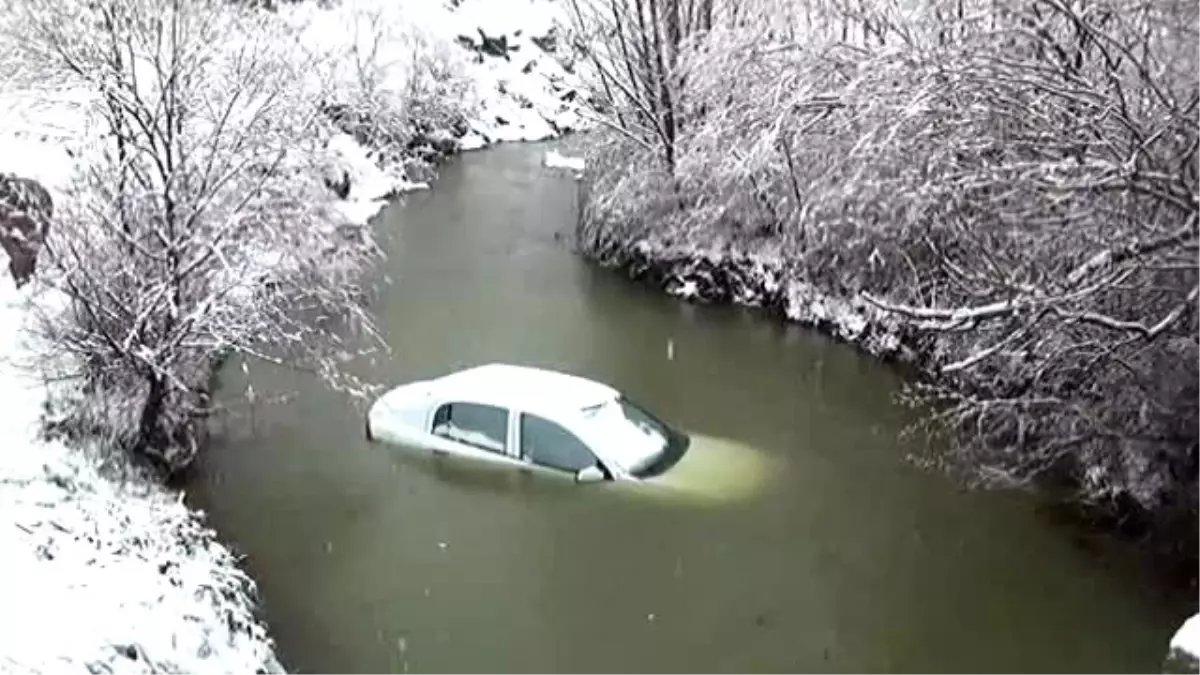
[
  {"left": 3, "top": 0, "right": 385, "bottom": 473},
  {"left": 285, "top": 0, "right": 477, "bottom": 180},
  {"left": 575, "top": 0, "right": 1199, "bottom": 539}
]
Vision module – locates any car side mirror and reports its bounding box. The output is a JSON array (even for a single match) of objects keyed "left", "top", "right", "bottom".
[{"left": 575, "top": 465, "right": 606, "bottom": 484}]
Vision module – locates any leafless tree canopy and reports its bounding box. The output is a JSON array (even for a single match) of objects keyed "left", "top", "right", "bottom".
[
  {"left": 571, "top": 0, "right": 1199, "bottom": 530},
  {"left": 4, "top": 0, "right": 385, "bottom": 471}
]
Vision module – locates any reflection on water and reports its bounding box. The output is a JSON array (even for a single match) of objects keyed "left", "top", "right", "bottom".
[
  {"left": 636, "top": 433, "right": 778, "bottom": 505},
  {"left": 190, "top": 141, "right": 1184, "bottom": 674}
]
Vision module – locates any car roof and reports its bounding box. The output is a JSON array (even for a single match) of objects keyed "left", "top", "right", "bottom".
[{"left": 428, "top": 363, "right": 620, "bottom": 416}]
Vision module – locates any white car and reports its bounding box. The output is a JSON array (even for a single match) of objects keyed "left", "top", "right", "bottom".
[{"left": 365, "top": 363, "right": 690, "bottom": 484}]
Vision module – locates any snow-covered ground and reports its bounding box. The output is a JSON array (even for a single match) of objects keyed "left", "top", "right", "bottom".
[
  {"left": 273, "top": 0, "right": 593, "bottom": 221},
  {"left": 1169, "top": 613, "right": 1200, "bottom": 668},
  {"left": 543, "top": 147, "right": 586, "bottom": 175},
  {"left": 0, "top": 0, "right": 589, "bottom": 671},
  {"left": 0, "top": 287, "right": 282, "bottom": 671},
  {"left": 424, "top": 0, "right": 592, "bottom": 145}
]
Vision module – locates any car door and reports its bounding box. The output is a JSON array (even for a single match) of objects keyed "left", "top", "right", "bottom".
[
  {"left": 427, "top": 400, "right": 523, "bottom": 468},
  {"left": 516, "top": 411, "right": 609, "bottom": 482}
]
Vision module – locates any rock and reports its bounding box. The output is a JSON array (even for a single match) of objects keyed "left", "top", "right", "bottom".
[
  {"left": 0, "top": 173, "right": 54, "bottom": 288},
  {"left": 1164, "top": 647, "right": 1198, "bottom": 674},
  {"left": 427, "top": 132, "right": 460, "bottom": 156},
  {"left": 246, "top": 0, "right": 309, "bottom": 10},
  {"left": 403, "top": 158, "right": 437, "bottom": 185},
  {"left": 404, "top": 126, "right": 460, "bottom": 160},
  {"left": 115, "top": 644, "right": 138, "bottom": 660},
  {"left": 476, "top": 28, "right": 512, "bottom": 60},
  {"left": 324, "top": 169, "right": 351, "bottom": 200},
  {"left": 530, "top": 28, "right": 558, "bottom": 53}
]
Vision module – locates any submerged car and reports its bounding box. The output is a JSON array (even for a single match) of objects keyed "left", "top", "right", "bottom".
[{"left": 365, "top": 363, "right": 692, "bottom": 484}]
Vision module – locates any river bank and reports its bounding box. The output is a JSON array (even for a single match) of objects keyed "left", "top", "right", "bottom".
[
  {"left": 584, "top": 238, "right": 917, "bottom": 362},
  {"left": 0, "top": 0, "right": 585, "bottom": 671}
]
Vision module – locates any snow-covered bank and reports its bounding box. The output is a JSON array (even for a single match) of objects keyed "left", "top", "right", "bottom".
[
  {"left": 0, "top": 78, "right": 284, "bottom": 675},
  {"left": 431, "top": 0, "right": 592, "bottom": 145},
  {"left": 1167, "top": 613, "right": 1200, "bottom": 672},
  {"left": 0, "top": 277, "right": 282, "bottom": 673},
  {"left": 543, "top": 148, "right": 586, "bottom": 175},
  {"left": 281, "top": 0, "right": 593, "bottom": 221},
  {"left": 0, "top": 0, "right": 588, "bottom": 670},
  {"left": 591, "top": 238, "right": 921, "bottom": 363}
]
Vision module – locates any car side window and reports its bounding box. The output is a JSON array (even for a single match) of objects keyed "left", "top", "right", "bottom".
[
  {"left": 519, "top": 413, "right": 598, "bottom": 474},
  {"left": 431, "top": 402, "right": 508, "bottom": 454}
]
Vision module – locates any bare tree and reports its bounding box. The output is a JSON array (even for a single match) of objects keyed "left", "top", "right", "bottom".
[
  {"left": 5, "top": 0, "right": 385, "bottom": 472},
  {"left": 564, "top": 0, "right": 712, "bottom": 174}
]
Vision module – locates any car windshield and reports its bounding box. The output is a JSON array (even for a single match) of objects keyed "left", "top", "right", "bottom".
[{"left": 582, "top": 397, "right": 688, "bottom": 478}]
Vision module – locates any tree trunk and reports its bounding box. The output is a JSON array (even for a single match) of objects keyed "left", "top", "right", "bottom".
[{"left": 135, "top": 373, "right": 167, "bottom": 456}]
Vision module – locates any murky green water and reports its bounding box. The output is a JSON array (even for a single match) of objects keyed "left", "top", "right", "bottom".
[{"left": 189, "top": 140, "right": 1184, "bottom": 673}]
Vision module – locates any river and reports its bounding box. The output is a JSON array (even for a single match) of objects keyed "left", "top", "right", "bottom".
[{"left": 188, "top": 140, "right": 1184, "bottom": 673}]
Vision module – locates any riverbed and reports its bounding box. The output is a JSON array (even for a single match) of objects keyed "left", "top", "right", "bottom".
[{"left": 189, "top": 140, "right": 1183, "bottom": 673}]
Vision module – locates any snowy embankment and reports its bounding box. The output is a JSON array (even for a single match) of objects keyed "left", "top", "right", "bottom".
[
  {"left": 279, "top": 0, "right": 592, "bottom": 221},
  {"left": 603, "top": 239, "right": 915, "bottom": 362},
  {"left": 1167, "top": 613, "right": 1200, "bottom": 672},
  {"left": 0, "top": 90, "right": 284, "bottom": 674},
  {"left": 0, "top": 0, "right": 586, "bottom": 671}
]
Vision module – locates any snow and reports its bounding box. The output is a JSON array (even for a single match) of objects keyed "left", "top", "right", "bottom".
[
  {"left": 326, "top": 131, "right": 429, "bottom": 223},
  {"left": 269, "top": 0, "right": 592, "bottom": 224},
  {"left": 0, "top": 0, "right": 590, "bottom": 669},
  {"left": 543, "top": 148, "right": 585, "bottom": 174},
  {"left": 0, "top": 89, "right": 96, "bottom": 196},
  {"left": 627, "top": 238, "right": 912, "bottom": 360},
  {"left": 444, "top": 0, "right": 591, "bottom": 144},
  {"left": 0, "top": 278, "right": 282, "bottom": 673},
  {"left": 782, "top": 278, "right": 905, "bottom": 356},
  {"left": 1171, "top": 613, "right": 1200, "bottom": 660}
]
